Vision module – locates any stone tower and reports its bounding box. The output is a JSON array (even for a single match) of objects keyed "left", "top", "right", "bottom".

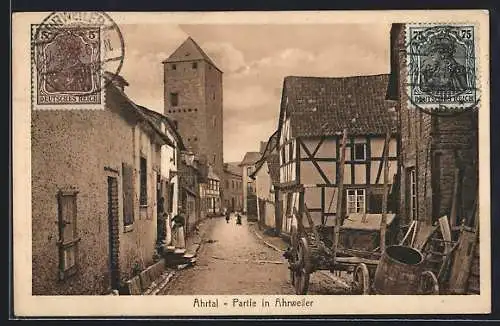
[{"left": 163, "top": 37, "right": 224, "bottom": 188}]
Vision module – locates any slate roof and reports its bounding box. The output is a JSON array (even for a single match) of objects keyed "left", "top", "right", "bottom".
[
  {"left": 207, "top": 165, "right": 220, "bottom": 181},
  {"left": 163, "top": 37, "right": 221, "bottom": 72},
  {"left": 250, "top": 131, "right": 280, "bottom": 183},
  {"left": 224, "top": 162, "right": 242, "bottom": 177},
  {"left": 259, "top": 141, "right": 268, "bottom": 154},
  {"left": 239, "top": 152, "right": 261, "bottom": 166},
  {"left": 136, "top": 105, "right": 186, "bottom": 150},
  {"left": 280, "top": 74, "right": 397, "bottom": 137},
  {"left": 104, "top": 78, "right": 174, "bottom": 147}
]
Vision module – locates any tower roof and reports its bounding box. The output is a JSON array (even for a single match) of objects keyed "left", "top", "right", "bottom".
[{"left": 162, "top": 37, "right": 222, "bottom": 72}]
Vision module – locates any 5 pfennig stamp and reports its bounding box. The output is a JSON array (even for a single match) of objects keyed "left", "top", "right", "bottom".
[{"left": 31, "top": 12, "right": 124, "bottom": 110}]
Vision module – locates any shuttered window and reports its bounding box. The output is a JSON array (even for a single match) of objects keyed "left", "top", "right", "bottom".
[
  {"left": 122, "top": 163, "right": 135, "bottom": 226},
  {"left": 57, "top": 189, "right": 80, "bottom": 280},
  {"left": 140, "top": 157, "right": 147, "bottom": 206}
]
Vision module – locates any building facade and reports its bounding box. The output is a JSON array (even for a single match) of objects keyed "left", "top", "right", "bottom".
[
  {"left": 276, "top": 75, "right": 399, "bottom": 236},
  {"left": 387, "top": 23, "right": 479, "bottom": 294},
  {"left": 178, "top": 151, "right": 201, "bottom": 235},
  {"left": 31, "top": 76, "right": 174, "bottom": 295},
  {"left": 205, "top": 165, "right": 221, "bottom": 216},
  {"left": 387, "top": 24, "right": 479, "bottom": 228},
  {"left": 162, "top": 37, "right": 224, "bottom": 208},
  {"left": 136, "top": 105, "right": 185, "bottom": 247},
  {"left": 239, "top": 151, "right": 261, "bottom": 219},
  {"left": 250, "top": 132, "right": 280, "bottom": 230},
  {"left": 223, "top": 162, "right": 243, "bottom": 212}
]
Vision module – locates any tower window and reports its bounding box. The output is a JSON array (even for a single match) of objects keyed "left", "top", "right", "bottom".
[
  {"left": 192, "top": 62, "right": 198, "bottom": 69},
  {"left": 170, "top": 93, "right": 179, "bottom": 107},
  {"left": 172, "top": 64, "right": 176, "bottom": 70}
]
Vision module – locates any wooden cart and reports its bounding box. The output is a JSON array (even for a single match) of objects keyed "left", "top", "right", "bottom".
[{"left": 284, "top": 129, "right": 440, "bottom": 295}]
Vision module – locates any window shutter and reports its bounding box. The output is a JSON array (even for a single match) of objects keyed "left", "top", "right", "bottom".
[
  {"left": 168, "top": 182, "right": 175, "bottom": 213},
  {"left": 122, "top": 163, "right": 135, "bottom": 226},
  {"left": 58, "top": 194, "right": 77, "bottom": 243}
]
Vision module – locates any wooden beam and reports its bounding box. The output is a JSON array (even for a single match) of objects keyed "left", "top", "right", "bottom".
[
  {"left": 312, "top": 136, "right": 326, "bottom": 157},
  {"left": 380, "top": 131, "right": 391, "bottom": 252},
  {"left": 332, "top": 129, "right": 348, "bottom": 258},
  {"left": 449, "top": 168, "right": 460, "bottom": 229},
  {"left": 299, "top": 138, "right": 331, "bottom": 185}
]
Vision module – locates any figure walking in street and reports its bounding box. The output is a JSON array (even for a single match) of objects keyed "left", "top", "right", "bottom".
[
  {"left": 225, "top": 208, "right": 230, "bottom": 223},
  {"left": 236, "top": 212, "right": 242, "bottom": 225},
  {"left": 172, "top": 209, "right": 186, "bottom": 249}
]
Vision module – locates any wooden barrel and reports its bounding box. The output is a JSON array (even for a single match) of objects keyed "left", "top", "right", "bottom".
[{"left": 372, "top": 245, "right": 424, "bottom": 294}]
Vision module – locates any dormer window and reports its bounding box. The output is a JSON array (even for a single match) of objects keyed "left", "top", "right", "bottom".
[
  {"left": 172, "top": 64, "right": 176, "bottom": 70},
  {"left": 192, "top": 62, "right": 198, "bottom": 69}
]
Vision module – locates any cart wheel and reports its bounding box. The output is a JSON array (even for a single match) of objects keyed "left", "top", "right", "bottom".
[
  {"left": 352, "top": 263, "right": 370, "bottom": 295},
  {"left": 418, "top": 270, "right": 439, "bottom": 295},
  {"left": 293, "top": 237, "right": 310, "bottom": 294}
]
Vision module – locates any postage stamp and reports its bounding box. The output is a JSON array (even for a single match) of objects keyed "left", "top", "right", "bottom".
[
  {"left": 13, "top": 11, "right": 490, "bottom": 317},
  {"left": 31, "top": 12, "right": 124, "bottom": 110},
  {"left": 406, "top": 24, "right": 478, "bottom": 116}
]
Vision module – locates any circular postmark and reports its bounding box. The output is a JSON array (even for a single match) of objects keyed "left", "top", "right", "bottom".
[
  {"left": 406, "top": 24, "right": 479, "bottom": 117},
  {"left": 33, "top": 12, "right": 124, "bottom": 101}
]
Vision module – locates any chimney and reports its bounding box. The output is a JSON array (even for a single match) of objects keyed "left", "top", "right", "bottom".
[{"left": 104, "top": 72, "right": 129, "bottom": 92}]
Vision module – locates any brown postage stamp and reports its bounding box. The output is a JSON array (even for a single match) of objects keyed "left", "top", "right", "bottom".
[
  {"left": 31, "top": 12, "right": 124, "bottom": 110},
  {"left": 12, "top": 10, "right": 490, "bottom": 317}
]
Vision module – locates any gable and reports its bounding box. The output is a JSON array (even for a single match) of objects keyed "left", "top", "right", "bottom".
[{"left": 163, "top": 37, "right": 221, "bottom": 72}]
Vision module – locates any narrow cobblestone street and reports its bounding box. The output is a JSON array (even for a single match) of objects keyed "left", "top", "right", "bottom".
[{"left": 159, "top": 215, "right": 350, "bottom": 295}]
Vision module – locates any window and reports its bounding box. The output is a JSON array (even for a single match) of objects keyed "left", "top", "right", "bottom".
[
  {"left": 140, "top": 157, "right": 147, "bottom": 206},
  {"left": 247, "top": 182, "right": 254, "bottom": 194},
  {"left": 122, "top": 163, "right": 135, "bottom": 226},
  {"left": 232, "top": 180, "right": 235, "bottom": 189},
  {"left": 172, "top": 64, "right": 176, "bottom": 70},
  {"left": 192, "top": 62, "right": 197, "bottom": 69},
  {"left": 346, "top": 189, "right": 366, "bottom": 214},
  {"left": 213, "top": 154, "right": 216, "bottom": 165},
  {"left": 57, "top": 189, "right": 80, "bottom": 280},
  {"left": 353, "top": 143, "right": 366, "bottom": 160},
  {"left": 409, "top": 168, "right": 417, "bottom": 220},
  {"left": 170, "top": 93, "right": 179, "bottom": 107},
  {"left": 225, "top": 180, "right": 229, "bottom": 189},
  {"left": 247, "top": 166, "right": 252, "bottom": 176}
]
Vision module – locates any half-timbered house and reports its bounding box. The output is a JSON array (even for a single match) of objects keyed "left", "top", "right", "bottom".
[
  {"left": 277, "top": 74, "right": 398, "bottom": 236},
  {"left": 250, "top": 131, "right": 280, "bottom": 231}
]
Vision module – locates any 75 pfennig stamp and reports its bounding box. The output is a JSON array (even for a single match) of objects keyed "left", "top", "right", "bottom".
[
  {"left": 31, "top": 12, "right": 124, "bottom": 110},
  {"left": 406, "top": 24, "right": 478, "bottom": 116}
]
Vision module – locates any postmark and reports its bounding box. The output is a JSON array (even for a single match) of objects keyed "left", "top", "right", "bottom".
[
  {"left": 31, "top": 12, "right": 125, "bottom": 110},
  {"left": 406, "top": 24, "right": 478, "bottom": 116}
]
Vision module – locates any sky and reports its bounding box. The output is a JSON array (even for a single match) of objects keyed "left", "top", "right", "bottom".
[{"left": 118, "top": 24, "right": 392, "bottom": 162}]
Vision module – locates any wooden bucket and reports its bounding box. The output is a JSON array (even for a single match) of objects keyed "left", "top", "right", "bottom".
[{"left": 373, "top": 245, "right": 424, "bottom": 294}]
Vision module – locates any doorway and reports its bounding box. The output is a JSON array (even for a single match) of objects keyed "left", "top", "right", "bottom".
[{"left": 107, "top": 176, "right": 120, "bottom": 291}]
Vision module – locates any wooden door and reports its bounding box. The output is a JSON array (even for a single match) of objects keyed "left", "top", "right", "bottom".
[{"left": 107, "top": 176, "right": 120, "bottom": 290}]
